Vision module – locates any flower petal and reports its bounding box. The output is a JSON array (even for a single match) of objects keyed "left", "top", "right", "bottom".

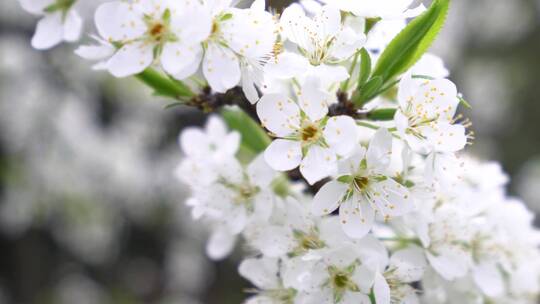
[
  {"left": 63, "top": 10, "right": 83, "bottom": 42},
  {"left": 107, "top": 41, "right": 153, "bottom": 77},
  {"left": 162, "top": 42, "right": 203, "bottom": 79},
  {"left": 300, "top": 145, "right": 337, "bottom": 185},
  {"left": 339, "top": 196, "right": 374, "bottom": 239},
  {"left": 203, "top": 43, "right": 240, "bottom": 93},
  {"left": 374, "top": 272, "right": 391, "bottom": 304},
  {"left": 312, "top": 181, "right": 348, "bottom": 215},
  {"left": 206, "top": 228, "right": 236, "bottom": 260},
  {"left": 257, "top": 93, "right": 300, "bottom": 137},
  {"left": 369, "top": 178, "right": 414, "bottom": 218},
  {"left": 324, "top": 115, "right": 359, "bottom": 157},
  {"left": 31, "top": 13, "right": 63, "bottom": 50},
  {"left": 264, "top": 139, "right": 302, "bottom": 171},
  {"left": 298, "top": 76, "right": 330, "bottom": 121},
  {"left": 94, "top": 1, "right": 145, "bottom": 42},
  {"left": 239, "top": 257, "right": 280, "bottom": 290},
  {"left": 366, "top": 128, "right": 392, "bottom": 173},
  {"left": 389, "top": 247, "right": 427, "bottom": 282}
]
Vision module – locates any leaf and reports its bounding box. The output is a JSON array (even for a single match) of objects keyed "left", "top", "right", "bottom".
[
  {"left": 135, "top": 68, "right": 194, "bottom": 99},
  {"left": 367, "top": 108, "right": 397, "bottom": 121},
  {"left": 221, "top": 108, "right": 270, "bottom": 155},
  {"left": 371, "top": 0, "right": 450, "bottom": 87},
  {"left": 355, "top": 76, "right": 383, "bottom": 106},
  {"left": 358, "top": 48, "right": 372, "bottom": 89}
]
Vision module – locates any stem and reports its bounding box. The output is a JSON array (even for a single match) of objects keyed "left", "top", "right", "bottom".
[
  {"left": 367, "top": 108, "right": 397, "bottom": 121},
  {"left": 135, "top": 68, "right": 194, "bottom": 100}
]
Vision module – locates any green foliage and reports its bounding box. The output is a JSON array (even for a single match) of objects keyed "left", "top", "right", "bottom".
[
  {"left": 357, "top": 48, "right": 372, "bottom": 88},
  {"left": 135, "top": 68, "right": 194, "bottom": 100},
  {"left": 360, "top": 0, "right": 450, "bottom": 103},
  {"left": 367, "top": 108, "right": 397, "bottom": 121},
  {"left": 354, "top": 76, "right": 382, "bottom": 106}
]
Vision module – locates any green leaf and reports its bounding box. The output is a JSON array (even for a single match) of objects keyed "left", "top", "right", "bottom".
[
  {"left": 371, "top": 0, "right": 450, "bottom": 87},
  {"left": 220, "top": 13, "right": 233, "bottom": 21},
  {"left": 459, "top": 96, "right": 472, "bottom": 109},
  {"left": 355, "top": 76, "right": 383, "bottom": 106},
  {"left": 358, "top": 48, "right": 372, "bottom": 88},
  {"left": 135, "top": 68, "right": 194, "bottom": 99},
  {"left": 221, "top": 108, "right": 271, "bottom": 156},
  {"left": 367, "top": 108, "right": 397, "bottom": 121}
]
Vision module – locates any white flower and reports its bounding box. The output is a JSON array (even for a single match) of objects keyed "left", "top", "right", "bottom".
[
  {"left": 395, "top": 73, "right": 467, "bottom": 155},
  {"left": 319, "top": 0, "right": 425, "bottom": 19},
  {"left": 290, "top": 245, "right": 373, "bottom": 304},
  {"left": 370, "top": 247, "right": 427, "bottom": 304},
  {"left": 174, "top": 115, "right": 240, "bottom": 188},
  {"left": 239, "top": 257, "right": 298, "bottom": 304},
  {"left": 74, "top": 35, "right": 115, "bottom": 70},
  {"left": 257, "top": 77, "right": 358, "bottom": 184},
  {"left": 92, "top": 0, "right": 212, "bottom": 77},
  {"left": 312, "top": 128, "right": 414, "bottom": 239},
  {"left": 280, "top": 4, "right": 365, "bottom": 74},
  {"left": 183, "top": 154, "right": 276, "bottom": 260},
  {"left": 19, "top": 0, "right": 83, "bottom": 50}
]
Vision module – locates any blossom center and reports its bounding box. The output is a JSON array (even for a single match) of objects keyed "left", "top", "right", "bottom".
[
  {"left": 150, "top": 23, "right": 165, "bottom": 39},
  {"left": 300, "top": 122, "right": 321, "bottom": 144},
  {"left": 353, "top": 176, "right": 369, "bottom": 192}
]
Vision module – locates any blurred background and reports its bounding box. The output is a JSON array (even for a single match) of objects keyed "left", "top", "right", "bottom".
[{"left": 0, "top": 0, "right": 539, "bottom": 303}]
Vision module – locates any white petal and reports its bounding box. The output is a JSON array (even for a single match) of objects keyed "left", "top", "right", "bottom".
[
  {"left": 94, "top": 1, "right": 145, "bottom": 42},
  {"left": 107, "top": 41, "right": 153, "bottom": 77},
  {"left": 369, "top": 178, "right": 414, "bottom": 218},
  {"left": 239, "top": 257, "right": 280, "bottom": 289},
  {"left": 171, "top": 6, "right": 212, "bottom": 43},
  {"left": 247, "top": 154, "right": 276, "bottom": 187},
  {"left": 19, "top": 0, "right": 54, "bottom": 15},
  {"left": 373, "top": 272, "right": 390, "bottom": 304},
  {"left": 257, "top": 94, "right": 300, "bottom": 137},
  {"left": 389, "top": 247, "right": 427, "bottom": 282},
  {"left": 299, "top": 145, "right": 337, "bottom": 185},
  {"left": 298, "top": 76, "right": 329, "bottom": 121},
  {"left": 63, "top": 10, "right": 82, "bottom": 42},
  {"left": 248, "top": 225, "right": 293, "bottom": 257},
  {"left": 339, "top": 197, "right": 374, "bottom": 239},
  {"left": 342, "top": 292, "right": 371, "bottom": 304},
  {"left": 180, "top": 128, "right": 210, "bottom": 157},
  {"left": 264, "top": 139, "right": 302, "bottom": 171},
  {"left": 309, "top": 64, "right": 349, "bottom": 87},
  {"left": 264, "top": 52, "right": 310, "bottom": 79},
  {"left": 75, "top": 43, "right": 114, "bottom": 61},
  {"left": 426, "top": 246, "right": 470, "bottom": 281},
  {"left": 313, "top": 5, "right": 341, "bottom": 39},
  {"left": 423, "top": 121, "right": 467, "bottom": 153},
  {"left": 397, "top": 72, "right": 417, "bottom": 110},
  {"left": 251, "top": 0, "right": 266, "bottom": 11},
  {"left": 31, "top": 13, "right": 63, "bottom": 50},
  {"left": 331, "top": 26, "right": 366, "bottom": 60},
  {"left": 161, "top": 42, "right": 203, "bottom": 79},
  {"left": 366, "top": 128, "right": 393, "bottom": 173},
  {"left": 412, "top": 78, "right": 459, "bottom": 120},
  {"left": 473, "top": 262, "right": 504, "bottom": 297},
  {"left": 324, "top": 116, "right": 359, "bottom": 156},
  {"left": 312, "top": 181, "right": 348, "bottom": 215},
  {"left": 206, "top": 229, "right": 236, "bottom": 260},
  {"left": 280, "top": 4, "right": 310, "bottom": 49},
  {"left": 203, "top": 43, "right": 240, "bottom": 93}
]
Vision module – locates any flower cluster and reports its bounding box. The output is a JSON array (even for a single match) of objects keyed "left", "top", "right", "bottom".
[{"left": 18, "top": 0, "right": 540, "bottom": 303}]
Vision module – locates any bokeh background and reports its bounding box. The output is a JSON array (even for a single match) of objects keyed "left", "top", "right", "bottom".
[{"left": 0, "top": 0, "right": 539, "bottom": 303}]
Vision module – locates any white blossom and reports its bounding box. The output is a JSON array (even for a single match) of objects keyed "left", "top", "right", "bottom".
[{"left": 19, "top": 0, "right": 83, "bottom": 49}]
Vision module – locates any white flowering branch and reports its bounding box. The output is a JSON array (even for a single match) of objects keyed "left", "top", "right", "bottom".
[{"left": 16, "top": 0, "right": 540, "bottom": 303}]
